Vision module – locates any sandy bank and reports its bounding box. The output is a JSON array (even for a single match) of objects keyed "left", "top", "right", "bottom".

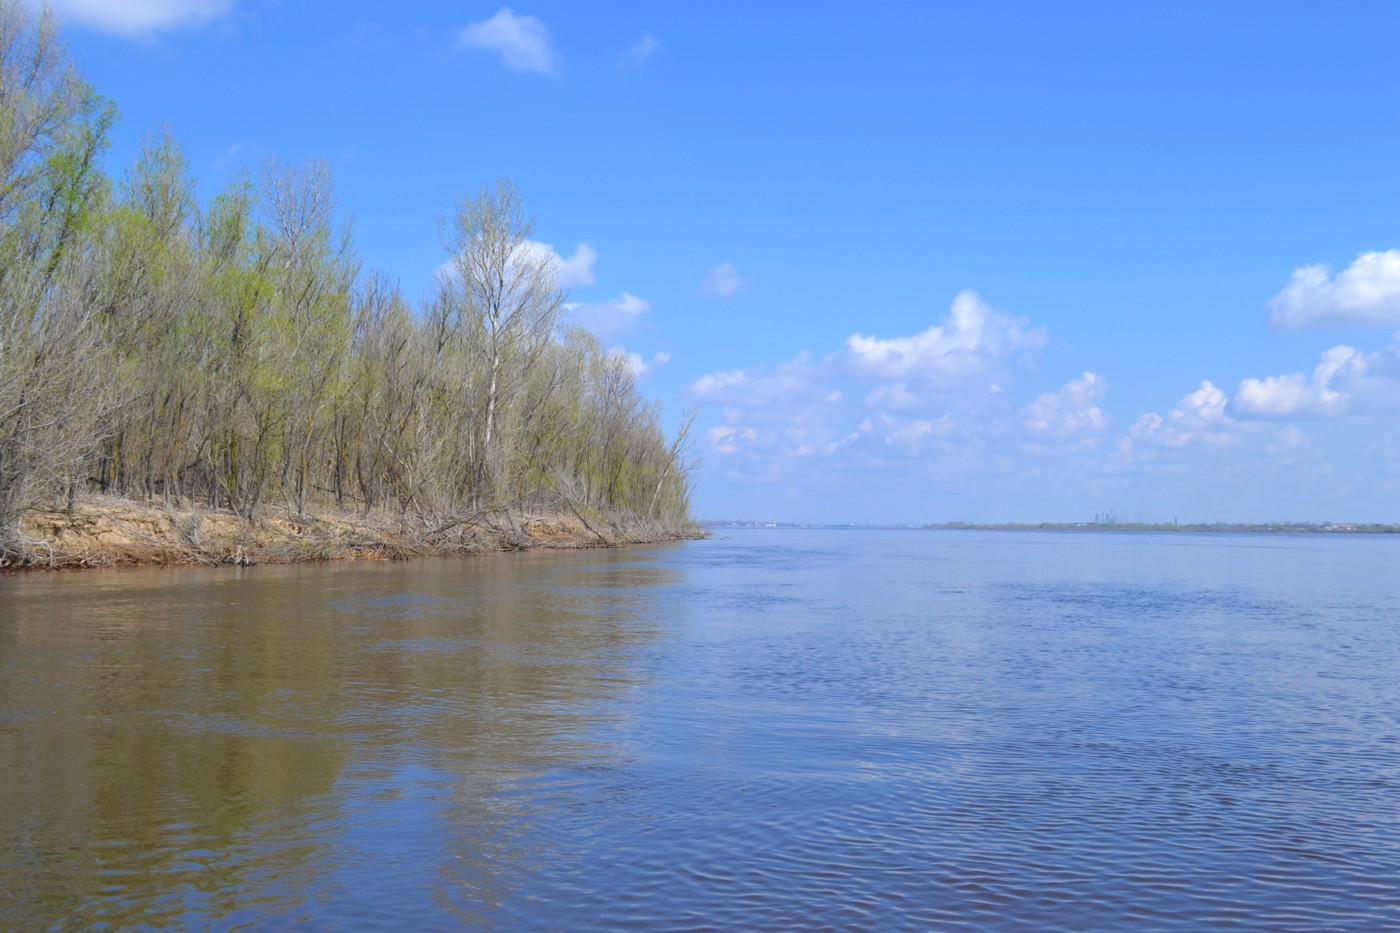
[{"left": 5, "top": 496, "right": 703, "bottom": 571}]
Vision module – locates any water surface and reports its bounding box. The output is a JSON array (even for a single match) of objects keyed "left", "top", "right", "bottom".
[{"left": 3, "top": 530, "right": 1399, "bottom": 929}]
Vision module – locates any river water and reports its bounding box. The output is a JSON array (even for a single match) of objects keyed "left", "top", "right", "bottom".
[{"left": 2, "top": 529, "right": 1399, "bottom": 930}]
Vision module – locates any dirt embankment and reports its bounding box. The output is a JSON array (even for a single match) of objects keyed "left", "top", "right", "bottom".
[{"left": 5, "top": 497, "right": 703, "bottom": 571}]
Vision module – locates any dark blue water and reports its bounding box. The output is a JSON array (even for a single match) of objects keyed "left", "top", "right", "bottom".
[{"left": 3, "top": 529, "right": 1399, "bottom": 929}]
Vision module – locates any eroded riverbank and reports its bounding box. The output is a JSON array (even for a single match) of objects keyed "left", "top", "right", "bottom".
[{"left": 5, "top": 496, "right": 703, "bottom": 571}]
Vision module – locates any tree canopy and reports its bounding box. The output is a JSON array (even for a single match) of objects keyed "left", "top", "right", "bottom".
[{"left": 0, "top": 2, "right": 695, "bottom": 560}]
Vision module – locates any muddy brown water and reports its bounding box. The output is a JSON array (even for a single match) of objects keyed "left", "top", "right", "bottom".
[{"left": 3, "top": 529, "right": 1399, "bottom": 930}]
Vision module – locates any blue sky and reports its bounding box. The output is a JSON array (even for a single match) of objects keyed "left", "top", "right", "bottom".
[{"left": 47, "top": 0, "right": 1400, "bottom": 524}]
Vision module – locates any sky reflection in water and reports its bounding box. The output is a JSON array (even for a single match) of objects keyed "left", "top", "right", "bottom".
[{"left": 2, "top": 530, "right": 1398, "bottom": 930}]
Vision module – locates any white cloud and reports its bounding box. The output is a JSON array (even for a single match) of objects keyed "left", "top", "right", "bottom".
[
  {"left": 566, "top": 291, "right": 651, "bottom": 337},
  {"left": 1130, "top": 381, "right": 1237, "bottom": 448},
  {"left": 458, "top": 8, "right": 560, "bottom": 75},
  {"left": 690, "top": 360, "right": 810, "bottom": 403},
  {"left": 691, "top": 369, "right": 749, "bottom": 397},
  {"left": 865, "top": 383, "right": 920, "bottom": 411},
  {"left": 1173, "top": 380, "right": 1230, "bottom": 426},
  {"left": 840, "top": 289, "right": 1047, "bottom": 385},
  {"left": 615, "top": 348, "right": 670, "bottom": 379},
  {"left": 700, "top": 262, "right": 746, "bottom": 298},
  {"left": 443, "top": 238, "right": 651, "bottom": 342},
  {"left": 517, "top": 240, "right": 596, "bottom": 287},
  {"left": 1231, "top": 344, "right": 1400, "bottom": 418},
  {"left": 619, "top": 32, "right": 660, "bottom": 68},
  {"left": 439, "top": 239, "right": 595, "bottom": 289},
  {"left": 1232, "top": 349, "right": 1354, "bottom": 418},
  {"left": 690, "top": 290, "right": 1049, "bottom": 462},
  {"left": 692, "top": 354, "right": 846, "bottom": 466},
  {"left": 875, "top": 412, "right": 955, "bottom": 453},
  {"left": 710, "top": 424, "right": 758, "bottom": 455},
  {"left": 1268, "top": 250, "right": 1400, "bottom": 328},
  {"left": 43, "top": 0, "right": 234, "bottom": 36},
  {"left": 688, "top": 289, "right": 1081, "bottom": 488},
  {"left": 1023, "top": 372, "right": 1108, "bottom": 437},
  {"left": 550, "top": 242, "right": 598, "bottom": 287}
]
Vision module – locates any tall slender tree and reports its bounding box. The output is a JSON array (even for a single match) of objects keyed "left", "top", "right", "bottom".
[{"left": 437, "top": 179, "right": 563, "bottom": 507}]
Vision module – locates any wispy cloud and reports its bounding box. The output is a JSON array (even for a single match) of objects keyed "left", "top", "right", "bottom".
[
  {"left": 690, "top": 355, "right": 817, "bottom": 405},
  {"left": 619, "top": 32, "right": 661, "bottom": 68},
  {"left": 44, "top": 0, "right": 235, "bottom": 37},
  {"left": 699, "top": 262, "right": 746, "bottom": 298},
  {"left": 1268, "top": 250, "right": 1400, "bottom": 328},
  {"left": 458, "top": 8, "right": 560, "bottom": 75},
  {"left": 213, "top": 142, "right": 245, "bottom": 172},
  {"left": 617, "top": 348, "right": 670, "bottom": 379},
  {"left": 709, "top": 424, "right": 759, "bottom": 456},
  {"left": 565, "top": 291, "right": 652, "bottom": 338}
]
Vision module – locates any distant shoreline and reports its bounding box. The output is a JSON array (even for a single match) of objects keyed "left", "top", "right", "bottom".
[
  {"left": 924, "top": 522, "right": 1400, "bottom": 534},
  {"left": 705, "top": 521, "right": 1400, "bottom": 534}
]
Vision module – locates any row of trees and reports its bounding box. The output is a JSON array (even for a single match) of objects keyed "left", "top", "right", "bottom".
[{"left": 0, "top": 3, "right": 694, "bottom": 558}]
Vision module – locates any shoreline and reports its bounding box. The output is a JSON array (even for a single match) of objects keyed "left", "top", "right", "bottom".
[
  {"left": 703, "top": 521, "right": 1400, "bottom": 534},
  {"left": 922, "top": 522, "right": 1400, "bottom": 534},
  {"left": 4, "top": 496, "right": 705, "bottom": 573}
]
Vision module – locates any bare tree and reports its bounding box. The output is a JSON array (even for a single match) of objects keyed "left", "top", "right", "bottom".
[
  {"left": 649, "top": 404, "right": 699, "bottom": 522},
  {"left": 0, "top": 0, "right": 115, "bottom": 557},
  {"left": 437, "top": 179, "right": 563, "bottom": 504},
  {"left": 261, "top": 156, "right": 358, "bottom": 519},
  {"left": 0, "top": 10, "right": 703, "bottom": 560}
]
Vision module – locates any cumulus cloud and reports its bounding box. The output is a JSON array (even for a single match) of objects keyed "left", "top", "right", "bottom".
[
  {"left": 691, "top": 353, "right": 848, "bottom": 467},
  {"left": 1174, "top": 381, "right": 1231, "bottom": 426},
  {"left": 1130, "top": 381, "right": 1237, "bottom": 448},
  {"left": 1232, "top": 348, "right": 1357, "bottom": 418},
  {"left": 839, "top": 289, "right": 1046, "bottom": 385},
  {"left": 521, "top": 240, "right": 596, "bottom": 287},
  {"left": 439, "top": 239, "right": 595, "bottom": 289},
  {"left": 619, "top": 32, "right": 660, "bottom": 68},
  {"left": 1023, "top": 372, "right": 1108, "bottom": 437},
  {"left": 458, "top": 8, "right": 560, "bottom": 75},
  {"left": 690, "top": 289, "right": 1046, "bottom": 425},
  {"left": 1231, "top": 344, "right": 1400, "bottom": 418},
  {"left": 43, "top": 0, "right": 235, "bottom": 36},
  {"left": 700, "top": 262, "right": 746, "bottom": 298},
  {"left": 689, "top": 289, "right": 1056, "bottom": 473},
  {"left": 442, "top": 238, "right": 652, "bottom": 341},
  {"left": 567, "top": 291, "right": 651, "bottom": 337},
  {"left": 1268, "top": 250, "right": 1400, "bottom": 328},
  {"left": 550, "top": 242, "right": 598, "bottom": 287}
]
